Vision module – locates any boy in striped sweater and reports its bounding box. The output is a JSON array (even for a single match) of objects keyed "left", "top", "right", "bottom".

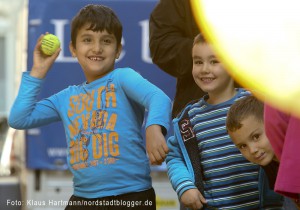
[
  {"left": 227, "top": 95, "right": 297, "bottom": 209},
  {"left": 166, "top": 34, "right": 283, "bottom": 210}
]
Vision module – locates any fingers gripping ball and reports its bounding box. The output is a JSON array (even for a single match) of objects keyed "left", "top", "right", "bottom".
[{"left": 41, "top": 34, "right": 60, "bottom": 56}]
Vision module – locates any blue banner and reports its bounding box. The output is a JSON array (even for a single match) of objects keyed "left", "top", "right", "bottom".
[{"left": 26, "top": 0, "right": 175, "bottom": 170}]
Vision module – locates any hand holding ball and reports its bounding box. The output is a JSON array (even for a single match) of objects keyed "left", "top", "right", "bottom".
[{"left": 40, "top": 34, "right": 60, "bottom": 56}]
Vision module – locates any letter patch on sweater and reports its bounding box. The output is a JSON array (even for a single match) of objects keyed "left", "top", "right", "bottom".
[{"left": 179, "top": 118, "right": 196, "bottom": 142}]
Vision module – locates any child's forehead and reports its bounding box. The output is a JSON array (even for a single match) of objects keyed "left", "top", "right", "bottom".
[
  {"left": 193, "top": 42, "right": 213, "bottom": 50},
  {"left": 231, "top": 115, "right": 263, "bottom": 133},
  {"left": 193, "top": 42, "right": 209, "bottom": 49},
  {"left": 80, "top": 22, "right": 108, "bottom": 32},
  {"left": 192, "top": 43, "right": 216, "bottom": 57},
  {"left": 241, "top": 115, "right": 263, "bottom": 125},
  {"left": 78, "top": 24, "right": 114, "bottom": 36}
]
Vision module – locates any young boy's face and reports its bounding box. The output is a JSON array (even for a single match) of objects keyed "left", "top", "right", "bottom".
[
  {"left": 192, "top": 43, "right": 234, "bottom": 95},
  {"left": 69, "top": 23, "right": 122, "bottom": 83},
  {"left": 228, "top": 115, "right": 276, "bottom": 166}
]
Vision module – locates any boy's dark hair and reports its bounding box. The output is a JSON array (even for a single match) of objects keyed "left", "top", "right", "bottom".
[
  {"left": 226, "top": 95, "right": 264, "bottom": 132},
  {"left": 70, "top": 4, "right": 123, "bottom": 48},
  {"left": 193, "top": 33, "right": 207, "bottom": 46}
]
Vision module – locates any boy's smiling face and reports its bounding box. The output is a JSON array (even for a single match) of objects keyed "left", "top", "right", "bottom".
[
  {"left": 192, "top": 43, "right": 234, "bottom": 96},
  {"left": 228, "top": 115, "right": 276, "bottom": 166},
  {"left": 70, "top": 23, "right": 122, "bottom": 83}
]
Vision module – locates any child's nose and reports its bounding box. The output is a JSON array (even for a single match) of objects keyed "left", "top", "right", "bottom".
[
  {"left": 201, "top": 63, "right": 210, "bottom": 73},
  {"left": 93, "top": 42, "right": 103, "bottom": 53},
  {"left": 249, "top": 146, "right": 258, "bottom": 154}
]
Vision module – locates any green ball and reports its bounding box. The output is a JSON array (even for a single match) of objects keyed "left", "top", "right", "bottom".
[{"left": 41, "top": 34, "right": 60, "bottom": 56}]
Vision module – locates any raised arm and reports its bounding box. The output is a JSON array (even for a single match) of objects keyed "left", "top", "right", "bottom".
[{"left": 8, "top": 34, "right": 61, "bottom": 129}]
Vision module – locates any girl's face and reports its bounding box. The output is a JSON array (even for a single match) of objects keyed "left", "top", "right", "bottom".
[
  {"left": 192, "top": 43, "right": 234, "bottom": 99},
  {"left": 229, "top": 116, "right": 277, "bottom": 166},
  {"left": 69, "top": 23, "right": 122, "bottom": 83}
]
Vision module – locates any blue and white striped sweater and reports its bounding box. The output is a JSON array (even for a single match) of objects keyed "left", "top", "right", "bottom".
[
  {"left": 166, "top": 88, "right": 283, "bottom": 209},
  {"left": 188, "top": 89, "right": 260, "bottom": 209}
]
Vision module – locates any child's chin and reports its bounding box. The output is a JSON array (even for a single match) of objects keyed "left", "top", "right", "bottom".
[
  {"left": 259, "top": 162, "right": 268, "bottom": 166},
  {"left": 259, "top": 159, "right": 272, "bottom": 166}
]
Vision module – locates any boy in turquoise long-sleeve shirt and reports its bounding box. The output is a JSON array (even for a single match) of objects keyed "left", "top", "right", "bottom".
[{"left": 9, "top": 4, "right": 171, "bottom": 210}]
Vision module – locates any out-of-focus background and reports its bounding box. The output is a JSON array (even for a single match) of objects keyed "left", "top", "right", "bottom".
[{"left": 0, "top": 0, "right": 178, "bottom": 209}]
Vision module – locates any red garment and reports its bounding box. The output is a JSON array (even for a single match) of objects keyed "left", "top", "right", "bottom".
[{"left": 264, "top": 104, "right": 300, "bottom": 201}]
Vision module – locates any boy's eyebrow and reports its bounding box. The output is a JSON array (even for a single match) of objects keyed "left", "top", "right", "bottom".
[
  {"left": 193, "top": 55, "right": 202, "bottom": 59},
  {"left": 102, "top": 34, "right": 115, "bottom": 39},
  {"left": 79, "top": 33, "right": 115, "bottom": 39},
  {"left": 78, "top": 32, "right": 94, "bottom": 37},
  {"left": 193, "top": 55, "right": 216, "bottom": 59},
  {"left": 79, "top": 33, "right": 92, "bottom": 37},
  {"left": 232, "top": 127, "right": 261, "bottom": 147},
  {"left": 248, "top": 128, "right": 260, "bottom": 139},
  {"left": 208, "top": 55, "right": 217, "bottom": 59},
  {"left": 235, "top": 143, "right": 241, "bottom": 147}
]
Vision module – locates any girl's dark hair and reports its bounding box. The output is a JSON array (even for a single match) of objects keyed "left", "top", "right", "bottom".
[{"left": 70, "top": 4, "right": 122, "bottom": 48}]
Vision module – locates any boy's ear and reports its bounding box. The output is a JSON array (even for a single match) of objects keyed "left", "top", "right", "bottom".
[
  {"left": 116, "top": 44, "right": 122, "bottom": 59},
  {"left": 69, "top": 41, "right": 76, "bottom": 57}
]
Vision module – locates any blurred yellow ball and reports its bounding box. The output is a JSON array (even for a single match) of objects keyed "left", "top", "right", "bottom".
[
  {"left": 41, "top": 34, "right": 60, "bottom": 56},
  {"left": 191, "top": 0, "right": 300, "bottom": 117}
]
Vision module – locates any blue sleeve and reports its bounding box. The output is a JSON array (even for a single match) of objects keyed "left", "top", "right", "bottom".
[
  {"left": 166, "top": 134, "right": 197, "bottom": 199},
  {"left": 8, "top": 72, "right": 61, "bottom": 129},
  {"left": 117, "top": 68, "right": 172, "bottom": 132}
]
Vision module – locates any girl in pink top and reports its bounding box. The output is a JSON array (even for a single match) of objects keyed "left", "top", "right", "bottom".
[{"left": 264, "top": 104, "right": 300, "bottom": 208}]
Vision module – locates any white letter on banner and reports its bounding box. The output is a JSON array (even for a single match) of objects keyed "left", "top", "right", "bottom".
[
  {"left": 139, "top": 19, "right": 152, "bottom": 64},
  {"left": 116, "top": 37, "right": 125, "bottom": 63},
  {"left": 51, "top": 19, "right": 77, "bottom": 62}
]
